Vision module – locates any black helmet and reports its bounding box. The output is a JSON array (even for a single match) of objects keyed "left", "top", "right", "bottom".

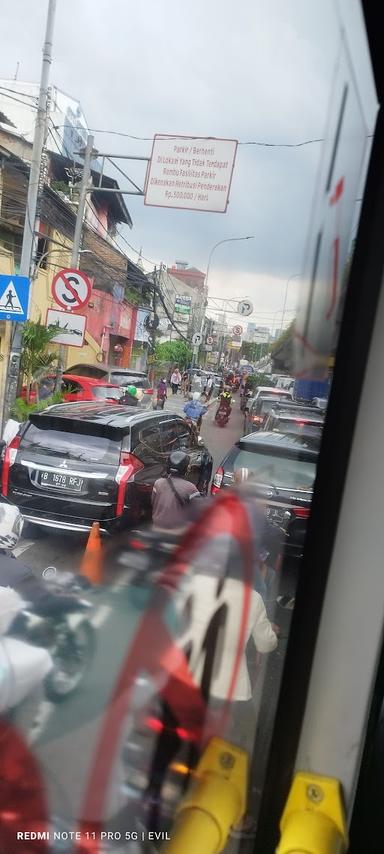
[{"left": 168, "top": 450, "right": 190, "bottom": 476}]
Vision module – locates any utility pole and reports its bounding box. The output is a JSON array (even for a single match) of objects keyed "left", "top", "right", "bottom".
[
  {"left": 3, "top": 0, "right": 57, "bottom": 422},
  {"left": 54, "top": 133, "right": 94, "bottom": 391}
]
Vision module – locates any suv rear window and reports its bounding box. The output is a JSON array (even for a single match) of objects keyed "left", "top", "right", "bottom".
[
  {"left": 111, "top": 373, "right": 149, "bottom": 388},
  {"left": 275, "top": 418, "right": 323, "bottom": 439},
  {"left": 92, "top": 386, "right": 122, "bottom": 400},
  {"left": 20, "top": 423, "right": 121, "bottom": 464},
  {"left": 229, "top": 448, "right": 316, "bottom": 490}
]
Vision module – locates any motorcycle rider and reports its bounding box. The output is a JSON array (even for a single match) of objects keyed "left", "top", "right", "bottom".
[
  {"left": 215, "top": 385, "right": 232, "bottom": 422},
  {"left": 183, "top": 391, "right": 208, "bottom": 431},
  {"left": 152, "top": 451, "right": 201, "bottom": 532},
  {"left": 120, "top": 384, "right": 140, "bottom": 406}
]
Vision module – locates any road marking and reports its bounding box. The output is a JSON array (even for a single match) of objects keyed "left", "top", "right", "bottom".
[{"left": 14, "top": 539, "right": 35, "bottom": 557}]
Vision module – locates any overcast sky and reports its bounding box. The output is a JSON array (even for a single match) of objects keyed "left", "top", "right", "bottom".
[{"left": 0, "top": 0, "right": 375, "bottom": 329}]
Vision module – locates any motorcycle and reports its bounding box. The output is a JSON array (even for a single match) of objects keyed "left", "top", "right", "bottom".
[
  {"left": 215, "top": 406, "right": 230, "bottom": 427},
  {"left": 240, "top": 389, "right": 253, "bottom": 412},
  {"left": 9, "top": 571, "right": 96, "bottom": 703}
]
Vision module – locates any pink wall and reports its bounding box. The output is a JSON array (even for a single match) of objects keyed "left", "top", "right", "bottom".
[{"left": 83, "top": 288, "right": 137, "bottom": 345}]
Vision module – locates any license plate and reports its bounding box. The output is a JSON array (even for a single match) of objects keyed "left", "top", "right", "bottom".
[{"left": 39, "top": 471, "right": 84, "bottom": 491}]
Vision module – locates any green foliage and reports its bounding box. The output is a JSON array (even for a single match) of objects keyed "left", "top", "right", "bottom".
[
  {"left": 10, "top": 391, "right": 64, "bottom": 423},
  {"left": 270, "top": 321, "right": 295, "bottom": 354},
  {"left": 154, "top": 340, "right": 192, "bottom": 368},
  {"left": 51, "top": 180, "right": 72, "bottom": 196},
  {"left": 241, "top": 341, "right": 269, "bottom": 361},
  {"left": 252, "top": 373, "right": 275, "bottom": 387},
  {"left": 20, "top": 319, "right": 59, "bottom": 403}
]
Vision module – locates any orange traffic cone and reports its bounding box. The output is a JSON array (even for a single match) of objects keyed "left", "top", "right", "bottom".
[{"left": 79, "top": 521, "right": 103, "bottom": 585}]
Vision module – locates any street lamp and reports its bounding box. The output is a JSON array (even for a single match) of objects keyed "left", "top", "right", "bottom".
[
  {"left": 201, "top": 236, "right": 255, "bottom": 368},
  {"left": 33, "top": 247, "right": 93, "bottom": 280},
  {"left": 279, "top": 273, "right": 301, "bottom": 335}
]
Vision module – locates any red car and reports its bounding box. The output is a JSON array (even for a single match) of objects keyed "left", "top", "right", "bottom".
[{"left": 22, "top": 374, "right": 122, "bottom": 404}]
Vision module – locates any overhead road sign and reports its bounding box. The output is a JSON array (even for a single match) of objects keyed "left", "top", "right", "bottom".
[
  {"left": 46, "top": 309, "right": 86, "bottom": 347},
  {"left": 144, "top": 134, "right": 238, "bottom": 213},
  {"left": 237, "top": 300, "right": 253, "bottom": 317},
  {"left": 192, "top": 332, "right": 203, "bottom": 346},
  {"left": 0, "top": 275, "right": 30, "bottom": 322},
  {"left": 51, "top": 268, "right": 92, "bottom": 311}
]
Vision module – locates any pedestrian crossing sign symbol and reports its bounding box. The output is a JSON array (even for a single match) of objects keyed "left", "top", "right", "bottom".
[{"left": 0, "top": 275, "right": 31, "bottom": 322}]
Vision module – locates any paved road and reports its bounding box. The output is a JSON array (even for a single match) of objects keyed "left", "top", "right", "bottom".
[{"left": 10, "top": 393, "right": 297, "bottom": 849}]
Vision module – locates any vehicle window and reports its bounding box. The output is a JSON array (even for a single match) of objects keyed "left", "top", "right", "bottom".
[
  {"left": 111, "top": 372, "right": 149, "bottom": 388},
  {"left": 92, "top": 386, "right": 122, "bottom": 400},
  {"left": 133, "top": 425, "right": 163, "bottom": 463},
  {"left": 160, "top": 420, "right": 180, "bottom": 454},
  {"left": 67, "top": 365, "right": 105, "bottom": 379},
  {"left": 61, "top": 380, "right": 82, "bottom": 394},
  {"left": 232, "top": 448, "right": 316, "bottom": 490},
  {"left": 275, "top": 418, "right": 323, "bottom": 440},
  {"left": 19, "top": 424, "right": 121, "bottom": 464},
  {"left": 173, "top": 420, "right": 199, "bottom": 450}
]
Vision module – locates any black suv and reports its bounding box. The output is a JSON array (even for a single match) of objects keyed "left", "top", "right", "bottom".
[
  {"left": 2, "top": 404, "right": 213, "bottom": 533},
  {"left": 211, "top": 431, "right": 318, "bottom": 557}
]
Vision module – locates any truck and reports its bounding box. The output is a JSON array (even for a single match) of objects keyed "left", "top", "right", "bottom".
[{"left": 293, "top": 377, "right": 330, "bottom": 403}]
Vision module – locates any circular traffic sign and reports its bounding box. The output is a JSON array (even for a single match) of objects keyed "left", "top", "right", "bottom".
[
  {"left": 206, "top": 335, "right": 214, "bottom": 345},
  {"left": 233, "top": 324, "right": 243, "bottom": 335},
  {"left": 237, "top": 299, "right": 253, "bottom": 317},
  {"left": 51, "top": 268, "right": 92, "bottom": 311},
  {"left": 192, "top": 332, "right": 202, "bottom": 345}
]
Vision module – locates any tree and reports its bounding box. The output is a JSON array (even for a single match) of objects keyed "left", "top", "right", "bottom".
[
  {"left": 154, "top": 340, "right": 192, "bottom": 368},
  {"left": 20, "top": 319, "right": 60, "bottom": 403}
]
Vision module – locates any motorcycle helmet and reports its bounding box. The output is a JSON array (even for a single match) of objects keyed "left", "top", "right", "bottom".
[
  {"left": 192, "top": 391, "right": 201, "bottom": 401},
  {"left": 125, "top": 385, "right": 138, "bottom": 398},
  {"left": 167, "top": 450, "right": 190, "bottom": 476},
  {"left": 0, "top": 503, "right": 24, "bottom": 553}
]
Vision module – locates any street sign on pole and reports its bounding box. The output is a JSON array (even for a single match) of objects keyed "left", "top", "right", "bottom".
[
  {"left": 206, "top": 335, "right": 214, "bottom": 345},
  {"left": 51, "top": 268, "right": 92, "bottom": 311},
  {"left": 237, "top": 300, "right": 253, "bottom": 317},
  {"left": 0, "top": 275, "right": 31, "bottom": 322},
  {"left": 46, "top": 309, "right": 86, "bottom": 347},
  {"left": 232, "top": 324, "right": 243, "bottom": 335},
  {"left": 192, "top": 332, "right": 203, "bottom": 346},
  {"left": 145, "top": 134, "right": 238, "bottom": 213}
]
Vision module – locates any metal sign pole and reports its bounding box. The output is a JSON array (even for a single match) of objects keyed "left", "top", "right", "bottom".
[
  {"left": 54, "top": 134, "right": 94, "bottom": 391},
  {"left": 2, "top": 0, "right": 57, "bottom": 423}
]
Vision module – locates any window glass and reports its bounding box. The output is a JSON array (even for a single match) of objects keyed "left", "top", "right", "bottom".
[
  {"left": 20, "top": 424, "right": 120, "bottom": 463},
  {"left": 133, "top": 425, "right": 163, "bottom": 463}
]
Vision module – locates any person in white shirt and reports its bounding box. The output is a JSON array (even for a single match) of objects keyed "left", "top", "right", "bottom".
[{"left": 170, "top": 367, "right": 181, "bottom": 395}]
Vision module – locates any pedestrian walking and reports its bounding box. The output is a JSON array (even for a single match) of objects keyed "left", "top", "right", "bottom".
[
  {"left": 205, "top": 374, "right": 214, "bottom": 400},
  {"left": 181, "top": 369, "right": 189, "bottom": 396},
  {"left": 156, "top": 377, "right": 168, "bottom": 409},
  {"left": 170, "top": 367, "right": 181, "bottom": 395}
]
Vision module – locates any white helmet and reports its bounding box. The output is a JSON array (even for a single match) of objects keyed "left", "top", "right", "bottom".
[
  {"left": 0, "top": 503, "right": 24, "bottom": 552},
  {"left": 193, "top": 391, "right": 200, "bottom": 401}
]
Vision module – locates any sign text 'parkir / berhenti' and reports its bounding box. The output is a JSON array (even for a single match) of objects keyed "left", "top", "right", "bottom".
[{"left": 144, "top": 135, "right": 238, "bottom": 213}]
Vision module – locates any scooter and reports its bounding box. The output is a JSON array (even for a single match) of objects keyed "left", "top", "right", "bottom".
[
  {"left": 10, "top": 571, "right": 96, "bottom": 703},
  {"left": 215, "top": 404, "right": 230, "bottom": 427}
]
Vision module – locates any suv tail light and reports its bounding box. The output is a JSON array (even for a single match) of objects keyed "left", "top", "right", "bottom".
[
  {"left": 292, "top": 506, "right": 310, "bottom": 519},
  {"left": 115, "top": 452, "right": 144, "bottom": 516},
  {"left": 143, "top": 388, "right": 153, "bottom": 395},
  {"left": 1, "top": 435, "right": 20, "bottom": 497},
  {"left": 211, "top": 466, "right": 224, "bottom": 494}
]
